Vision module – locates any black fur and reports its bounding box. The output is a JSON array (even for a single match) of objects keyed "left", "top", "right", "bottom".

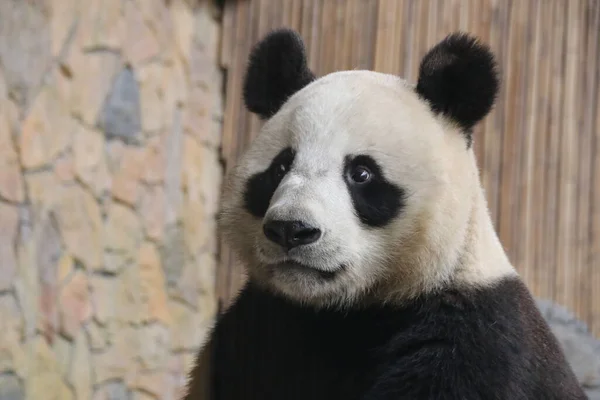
[
  {"left": 416, "top": 32, "right": 500, "bottom": 144},
  {"left": 243, "top": 29, "right": 315, "bottom": 119},
  {"left": 344, "top": 155, "right": 406, "bottom": 228},
  {"left": 185, "top": 277, "right": 585, "bottom": 400},
  {"left": 244, "top": 147, "right": 295, "bottom": 217}
]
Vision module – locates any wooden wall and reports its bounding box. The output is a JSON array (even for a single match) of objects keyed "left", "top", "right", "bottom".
[{"left": 215, "top": 0, "right": 600, "bottom": 336}]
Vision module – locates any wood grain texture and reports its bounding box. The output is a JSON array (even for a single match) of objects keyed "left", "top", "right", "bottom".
[{"left": 217, "top": 0, "right": 600, "bottom": 336}]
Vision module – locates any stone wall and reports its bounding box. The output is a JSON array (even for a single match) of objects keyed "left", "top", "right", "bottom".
[{"left": 0, "top": 1, "right": 222, "bottom": 399}]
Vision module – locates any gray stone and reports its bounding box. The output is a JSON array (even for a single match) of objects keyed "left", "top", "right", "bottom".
[
  {"left": 93, "top": 380, "right": 131, "bottom": 400},
  {"left": 536, "top": 299, "right": 591, "bottom": 335},
  {"left": 160, "top": 223, "right": 185, "bottom": 288},
  {"left": 0, "top": 373, "right": 24, "bottom": 400},
  {"left": 164, "top": 106, "right": 183, "bottom": 226},
  {"left": 537, "top": 299, "right": 600, "bottom": 394},
  {"left": 98, "top": 67, "right": 142, "bottom": 144},
  {"left": 0, "top": 0, "right": 51, "bottom": 109}
]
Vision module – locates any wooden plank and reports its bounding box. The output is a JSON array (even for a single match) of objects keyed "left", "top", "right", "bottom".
[{"left": 587, "top": 0, "right": 600, "bottom": 337}]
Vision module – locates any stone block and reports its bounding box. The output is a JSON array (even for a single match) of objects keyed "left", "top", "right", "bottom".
[
  {"left": 138, "top": 323, "right": 170, "bottom": 370},
  {"left": 0, "top": 0, "right": 52, "bottom": 108},
  {"left": 140, "top": 185, "right": 166, "bottom": 241},
  {"left": 138, "top": 63, "right": 166, "bottom": 132},
  {"left": 23, "top": 337, "right": 74, "bottom": 400},
  {"left": 0, "top": 203, "right": 19, "bottom": 292},
  {"left": 0, "top": 374, "right": 24, "bottom": 400},
  {"left": 111, "top": 146, "right": 145, "bottom": 206},
  {"left": 58, "top": 270, "right": 93, "bottom": 339},
  {"left": 55, "top": 185, "right": 103, "bottom": 270},
  {"left": 90, "top": 275, "right": 116, "bottom": 325},
  {"left": 138, "top": 242, "right": 171, "bottom": 325},
  {"left": 69, "top": 330, "right": 93, "bottom": 400},
  {"left": 98, "top": 67, "right": 142, "bottom": 144},
  {"left": 160, "top": 223, "right": 185, "bottom": 289},
  {"left": 93, "top": 380, "right": 131, "bottom": 400},
  {"left": 0, "top": 294, "right": 24, "bottom": 374},
  {"left": 141, "top": 135, "right": 167, "bottom": 184},
  {"left": 64, "top": 49, "right": 121, "bottom": 126},
  {"left": 54, "top": 153, "right": 76, "bottom": 183},
  {"left": 74, "top": 125, "right": 111, "bottom": 197},
  {"left": 20, "top": 86, "right": 75, "bottom": 170},
  {"left": 85, "top": 319, "right": 109, "bottom": 352},
  {"left": 123, "top": 1, "right": 161, "bottom": 67},
  {"left": 104, "top": 203, "right": 142, "bottom": 272},
  {"left": 93, "top": 323, "right": 137, "bottom": 385},
  {"left": 76, "top": 0, "right": 125, "bottom": 50},
  {"left": 127, "top": 368, "right": 168, "bottom": 400},
  {"left": 0, "top": 101, "right": 24, "bottom": 202},
  {"left": 169, "top": 300, "right": 213, "bottom": 352},
  {"left": 50, "top": 0, "right": 80, "bottom": 57}
]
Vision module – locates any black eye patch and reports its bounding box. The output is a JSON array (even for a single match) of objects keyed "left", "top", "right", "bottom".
[
  {"left": 343, "top": 155, "right": 405, "bottom": 228},
  {"left": 243, "top": 147, "right": 296, "bottom": 218}
]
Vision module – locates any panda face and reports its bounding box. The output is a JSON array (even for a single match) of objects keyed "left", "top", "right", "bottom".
[{"left": 219, "top": 30, "right": 501, "bottom": 307}]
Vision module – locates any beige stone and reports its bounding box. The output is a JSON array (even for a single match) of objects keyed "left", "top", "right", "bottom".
[
  {"left": 115, "top": 264, "right": 144, "bottom": 325},
  {"left": 58, "top": 270, "right": 93, "bottom": 339},
  {"left": 0, "top": 100, "right": 24, "bottom": 202},
  {"left": 138, "top": 323, "right": 170, "bottom": 370},
  {"left": 93, "top": 322, "right": 137, "bottom": 385},
  {"left": 76, "top": 0, "right": 125, "bottom": 50},
  {"left": 170, "top": 0, "right": 194, "bottom": 65},
  {"left": 57, "top": 253, "right": 75, "bottom": 285},
  {"left": 64, "top": 50, "right": 121, "bottom": 125},
  {"left": 52, "top": 335, "right": 72, "bottom": 380},
  {"left": 54, "top": 153, "right": 76, "bottom": 183},
  {"left": 0, "top": 294, "right": 24, "bottom": 374},
  {"left": 111, "top": 146, "right": 145, "bottom": 206},
  {"left": 138, "top": 242, "right": 171, "bottom": 325},
  {"left": 24, "top": 171, "right": 62, "bottom": 215},
  {"left": 89, "top": 275, "right": 116, "bottom": 325},
  {"left": 70, "top": 330, "right": 93, "bottom": 400},
  {"left": 24, "top": 337, "right": 75, "bottom": 400},
  {"left": 140, "top": 185, "right": 166, "bottom": 241},
  {"left": 20, "top": 85, "right": 75, "bottom": 169},
  {"left": 50, "top": 0, "right": 81, "bottom": 56},
  {"left": 0, "top": 204, "right": 19, "bottom": 292},
  {"left": 133, "top": 0, "right": 173, "bottom": 54},
  {"left": 163, "top": 56, "right": 187, "bottom": 123},
  {"left": 138, "top": 63, "right": 166, "bottom": 132},
  {"left": 104, "top": 203, "right": 142, "bottom": 265},
  {"left": 55, "top": 185, "right": 103, "bottom": 270},
  {"left": 124, "top": 1, "right": 161, "bottom": 67},
  {"left": 74, "top": 124, "right": 111, "bottom": 197},
  {"left": 182, "top": 197, "right": 207, "bottom": 259},
  {"left": 85, "top": 320, "right": 109, "bottom": 352},
  {"left": 181, "top": 135, "right": 206, "bottom": 203},
  {"left": 127, "top": 368, "right": 168, "bottom": 399},
  {"left": 170, "top": 300, "right": 213, "bottom": 352},
  {"left": 142, "top": 134, "right": 166, "bottom": 184}
]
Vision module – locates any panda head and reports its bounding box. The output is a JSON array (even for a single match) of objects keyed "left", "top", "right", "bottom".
[{"left": 220, "top": 29, "right": 510, "bottom": 308}]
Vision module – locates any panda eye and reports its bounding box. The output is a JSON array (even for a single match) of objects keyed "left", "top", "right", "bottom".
[
  {"left": 350, "top": 166, "right": 372, "bottom": 184},
  {"left": 273, "top": 161, "right": 290, "bottom": 180}
]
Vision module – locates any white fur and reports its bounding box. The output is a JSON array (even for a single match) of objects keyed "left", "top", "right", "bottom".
[{"left": 219, "top": 70, "right": 516, "bottom": 308}]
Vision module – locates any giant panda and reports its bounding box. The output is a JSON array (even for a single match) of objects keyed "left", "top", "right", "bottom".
[{"left": 184, "top": 29, "right": 587, "bottom": 400}]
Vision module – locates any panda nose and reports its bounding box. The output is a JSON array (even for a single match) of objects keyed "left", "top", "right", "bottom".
[{"left": 263, "top": 220, "right": 322, "bottom": 249}]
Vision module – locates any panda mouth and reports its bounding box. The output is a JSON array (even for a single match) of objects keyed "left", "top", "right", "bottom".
[{"left": 270, "top": 260, "right": 340, "bottom": 280}]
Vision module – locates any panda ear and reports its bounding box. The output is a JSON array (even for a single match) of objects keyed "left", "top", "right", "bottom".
[
  {"left": 416, "top": 32, "right": 499, "bottom": 132},
  {"left": 243, "top": 29, "right": 316, "bottom": 119}
]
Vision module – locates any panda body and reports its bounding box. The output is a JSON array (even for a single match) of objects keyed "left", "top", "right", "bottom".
[{"left": 184, "top": 30, "right": 586, "bottom": 400}]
